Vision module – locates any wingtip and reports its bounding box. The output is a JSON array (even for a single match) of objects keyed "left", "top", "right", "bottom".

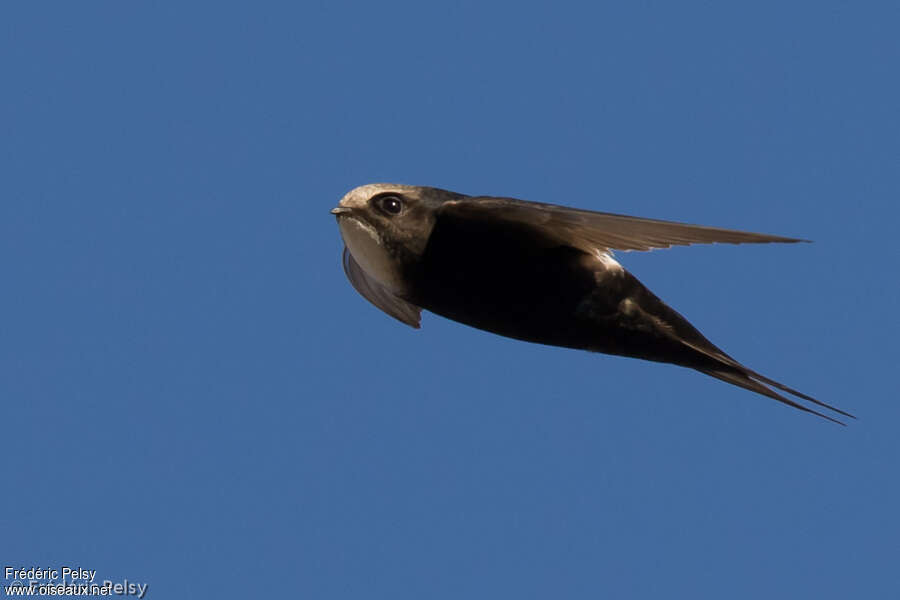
[{"left": 768, "top": 236, "right": 811, "bottom": 245}]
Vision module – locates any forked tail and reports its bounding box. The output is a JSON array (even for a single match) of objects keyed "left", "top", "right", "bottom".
[{"left": 697, "top": 364, "right": 854, "bottom": 425}]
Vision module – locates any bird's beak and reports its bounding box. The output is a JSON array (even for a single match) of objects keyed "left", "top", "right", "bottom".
[{"left": 331, "top": 206, "right": 353, "bottom": 217}]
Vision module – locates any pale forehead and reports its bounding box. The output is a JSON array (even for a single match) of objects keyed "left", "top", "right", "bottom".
[{"left": 339, "top": 183, "right": 419, "bottom": 206}]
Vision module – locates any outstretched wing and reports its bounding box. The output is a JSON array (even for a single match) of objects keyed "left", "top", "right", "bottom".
[
  {"left": 341, "top": 247, "right": 421, "bottom": 329},
  {"left": 440, "top": 196, "right": 808, "bottom": 253}
]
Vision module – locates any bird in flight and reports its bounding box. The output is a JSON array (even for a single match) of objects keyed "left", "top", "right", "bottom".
[{"left": 331, "top": 183, "right": 853, "bottom": 424}]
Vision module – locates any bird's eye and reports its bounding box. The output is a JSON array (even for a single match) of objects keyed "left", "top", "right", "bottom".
[{"left": 375, "top": 194, "right": 404, "bottom": 216}]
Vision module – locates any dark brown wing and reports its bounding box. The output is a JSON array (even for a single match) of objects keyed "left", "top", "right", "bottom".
[
  {"left": 342, "top": 247, "right": 421, "bottom": 329},
  {"left": 440, "top": 196, "right": 808, "bottom": 253}
]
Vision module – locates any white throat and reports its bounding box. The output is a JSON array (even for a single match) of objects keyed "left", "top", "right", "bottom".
[{"left": 338, "top": 217, "right": 407, "bottom": 293}]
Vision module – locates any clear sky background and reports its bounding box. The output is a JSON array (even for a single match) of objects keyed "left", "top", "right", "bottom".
[{"left": 2, "top": 2, "right": 898, "bottom": 598}]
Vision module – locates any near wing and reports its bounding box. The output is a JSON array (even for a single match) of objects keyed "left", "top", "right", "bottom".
[
  {"left": 440, "top": 197, "right": 808, "bottom": 253},
  {"left": 342, "top": 247, "right": 421, "bottom": 329}
]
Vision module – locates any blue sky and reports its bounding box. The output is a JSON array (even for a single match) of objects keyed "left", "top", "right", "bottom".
[{"left": 2, "top": 1, "right": 898, "bottom": 598}]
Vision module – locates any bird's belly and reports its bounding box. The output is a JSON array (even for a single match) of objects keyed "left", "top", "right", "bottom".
[{"left": 414, "top": 249, "right": 610, "bottom": 349}]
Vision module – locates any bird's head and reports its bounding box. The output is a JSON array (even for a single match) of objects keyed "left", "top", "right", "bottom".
[{"left": 331, "top": 183, "right": 463, "bottom": 292}]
